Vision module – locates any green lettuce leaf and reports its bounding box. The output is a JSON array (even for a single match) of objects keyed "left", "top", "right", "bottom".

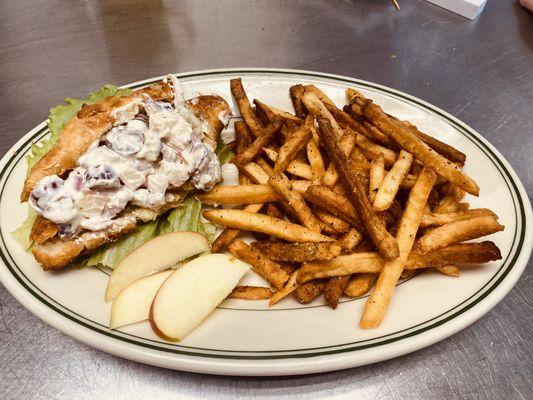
[
  {"left": 158, "top": 197, "right": 216, "bottom": 241},
  {"left": 215, "top": 141, "right": 234, "bottom": 165},
  {"left": 13, "top": 85, "right": 133, "bottom": 249},
  {"left": 86, "top": 220, "right": 159, "bottom": 269}
]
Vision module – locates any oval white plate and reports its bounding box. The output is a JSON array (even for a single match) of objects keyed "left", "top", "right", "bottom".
[{"left": 0, "top": 69, "right": 531, "bottom": 376}]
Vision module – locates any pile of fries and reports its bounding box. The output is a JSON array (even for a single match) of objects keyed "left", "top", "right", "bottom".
[{"left": 199, "top": 79, "right": 504, "bottom": 329}]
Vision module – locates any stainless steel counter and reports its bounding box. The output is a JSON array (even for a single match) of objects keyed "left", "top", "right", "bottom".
[{"left": 0, "top": 1, "right": 531, "bottom": 398}]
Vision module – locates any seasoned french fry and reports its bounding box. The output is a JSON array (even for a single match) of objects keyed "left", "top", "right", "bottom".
[
  {"left": 290, "top": 180, "right": 312, "bottom": 195},
  {"left": 414, "top": 215, "right": 504, "bottom": 254},
  {"left": 268, "top": 173, "right": 322, "bottom": 232},
  {"left": 433, "top": 184, "right": 466, "bottom": 213},
  {"left": 302, "top": 92, "right": 344, "bottom": 139},
  {"left": 229, "top": 286, "right": 274, "bottom": 300},
  {"left": 230, "top": 78, "right": 265, "bottom": 137},
  {"left": 251, "top": 241, "right": 342, "bottom": 263},
  {"left": 270, "top": 270, "right": 301, "bottom": 305},
  {"left": 355, "top": 134, "right": 397, "bottom": 166},
  {"left": 293, "top": 280, "right": 327, "bottom": 304},
  {"left": 273, "top": 125, "right": 311, "bottom": 174},
  {"left": 322, "top": 129, "right": 357, "bottom": 187},
  {"left": 304, "top": 185, "right": 364, "bottom": 229},
  {"left": 234, "top": 121, "right": 253, "bottom": 155},
  {"left": 361, "top": 167, "right": 436, "bottom": 328},
  {"left": 318, "top": 118, "right": 399, "bottom": 261},
  {"left": 434, "top": 265, "right": 460, "bottom": 277},
  {"left": 233, "top": 118, "right": 284, "bottom": 166},
  {"left": 324, "top": 102, "right": 374, "bottom": 140},
  {"left": 363, "top": 101, "right": 479, "bottom": 196},
  {"left": 290, "top": 84, "right": 308, "bottom": 118},
  {"left": 197, "top": 184, "right": 279, "bottom": 205},
  {"left": 253, "top": 99, "right": 303, "bottom": 124},
  {"left": 229, "top": 240, "right": 289, "bottom": 289},
  {"left": 299, "top": 241, "right": 501, "bottom": 283},
  {"left": 304, "top": 85, "right": 335, "bottom": 106},
  {"left": 211, "top": 203, "right": 263, "bottom": 253},
  {"left": 263, "top": 202, "right": 285, "bottom": 220},
  {"left": 369, "top": 154, "right": 386, "bottom": 203},
  {"left": 262, "top": 148, "right": 313, "bottom": 180},
  {"left": 313, "top": 208, "right": 351, "bottom": 234},
  {"left": 399, "top": 120, "right": 466, "bottom": 165},
  {"left": 457, "top": 202, "right": 470, "bottom": 211},
  {"left": 256, "top": 157, "right": 274, "bottom": 176},
  {"left": 324, "top": 276, "right": 351, "bottom": 309},
  {"left": 420, "top": 208, "right": 498, "bottom": 228},
  {"left": 203, "top": 209, "right": 333, "bottom": 242},
  {"left": 305, "top": 115, "right": 325, "bottom": 185},
  {"left": 242, "top": 162, "right": 271, "bottom": 184},
  {"left": 338, "top": 228, "right": 363, "bottom": 253},
  {"left": 373, "top": 150, "right": 413, "bottom": 211},
  {"left": 400, "top": 269, "right": 417, "bottom": 279},
  {"left": 344, "top": 273, "right": 377, "bottom": 298}
]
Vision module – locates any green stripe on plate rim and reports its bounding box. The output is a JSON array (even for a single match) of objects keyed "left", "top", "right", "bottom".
[{"left": 0, "top": 69, "right": 526, "bottom": 360}]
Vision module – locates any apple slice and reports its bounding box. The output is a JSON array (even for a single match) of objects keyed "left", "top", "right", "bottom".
[
  {"left": 105, "top": 231, "right": 210, "bottom": 302},
  {"left": 150, "top": 253, "right": 251, "bottom": 341},
  {"left": 109, "top": 270, "right": 173, "bottom": 329}
]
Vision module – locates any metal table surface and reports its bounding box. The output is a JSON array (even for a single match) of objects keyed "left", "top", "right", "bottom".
[{"left": 0, "top": 1, "right": 531, "bottom": 399}]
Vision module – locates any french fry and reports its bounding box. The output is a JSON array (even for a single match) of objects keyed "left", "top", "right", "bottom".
[
  {"left": 304, "top": 185, "right": 364, "bottom": 230},
  {"left": 433, "top": 184, "right": 465, "bottom": 213},
  {"left": 322, "top": 129, "right": 357, "bottom": 187},
  {"left": 318, "top": 118, "right": 400, "bottom": 261},
  {"left": 312, "top": 208, "right": 351, "bottom": 234},
  {"left": 228, "top": 240, "right": 289, "bottom": 289},
  {"left": 420, "top": 208, "right": 498, "bottom": 228},
  {"left": 434, "top": 265, "right": 460, "bottom": 277},
  {"left": 293, "top": 280, "right": 327, "bottom": 304},
  {"left": 305, "top": 115, "right": 325, "bottom": 185},
  {"left": 269, "top": 270, "right": 301, "bottom": 305},
  {"left": 355, "top": 134, "right": 397, "bottom": 166},
  {"left": 288, "top": 84, "right": 307, "bottom": 119},
  {"left": 263, "top": 202, "right": 285, "bottom": 220},
  {"left": 234, "top": 121, "right": 253, "bottom": 155},
  {"left": 414, "top": 215, "right": 504, "bottom": 254},
  {"left": 324, "top": 102, "right": 375, "bottom": 141},
  {"left": 344, "top": 273, "right": 377, "bottom": 298},
  {"left": 373, "top": 150, "right": 413, "bottom": 211},
  {"left": 242, "top": 162, "right": 271, "bottom": 184},
  {"left": 399, "top": 120, "right": 466, "bottom": 165},
  {"left": 324, "top": 276, "right": 351, "bottom": 309},
  {"left": 338, "top": 228, "right": 363, "bottom": 253},
  {"left": 263, "top": 148, "right": 313, "bottom": 180},
  {"left": 361, "top": 167, "right": 436, "bottom": 328},
  {"left": 304, "top": 85, "right": 336, "bottom": 106},
  {"left": 290, "top": 180, "right": 312, "bottom": 195},
  {"left": 230, "top": 78, "right": 264, "bottom": 137},
  {"left": 253, "top": 99, "right": 303, "bottom": 124},
  {"left": 457, "top": 202, "right": 470, "bottom": 211},
  {"left": 363, "top": 101, "right": 479, "bottom": 196},
  {"left": 203, "top": 209, "right": 333, "bottom": 242},
  {"left": 233, "top": 118, "right": 284, "bottom": 166},
  {"left": 211, "top": 203, "right": 263, "bottom": 253},
  {"left": 302, "top": 92, "right": 344, "bottom": 139},
  {"left": 273, "top": 125, "right": 311, "bottom": 174},
  {"left": 350, "top": 144, "right": 372, "bottom": 174},
  {"left": 197, "top": 184, "right": 279, "bottom": 205},
  {"left": 369, "top": 154, "right": 385, "bottom": 203},
  {"left": 256, "top": 157, "right": 274, "bottom": 176},
  {"left": 299, "top": 241, "right": 501, "bottom": 283},
  {"left": 229, "top": 286, "right": 274, "bottom": 300},
  {"left": 400, "top": 270, "right": 417, "bottom": 279},
  {"left": 268, "top": 173, "right": 322, "bottom": 232},
  {"left": 251, "top": 241, "right": 342, "bottom": 263}
]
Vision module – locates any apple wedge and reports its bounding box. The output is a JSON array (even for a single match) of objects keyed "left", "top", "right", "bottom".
[
  {"left": 109, "top": 270, "right": 173, "bottom": 329},
  {"left": 105, "top": 231, "right": 210, "bottom": 302},
  {"left": 149, "top": 253, "right": 251, "bottom": 341}
]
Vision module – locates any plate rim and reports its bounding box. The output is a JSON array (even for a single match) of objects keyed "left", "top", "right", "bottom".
[{"left": 0, "top": 68, "right": 531, "bottom": 376}]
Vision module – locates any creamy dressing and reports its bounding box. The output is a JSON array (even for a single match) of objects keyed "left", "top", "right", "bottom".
[{"left": 29, "top": 78, "right": 221, "bottom": 237}]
